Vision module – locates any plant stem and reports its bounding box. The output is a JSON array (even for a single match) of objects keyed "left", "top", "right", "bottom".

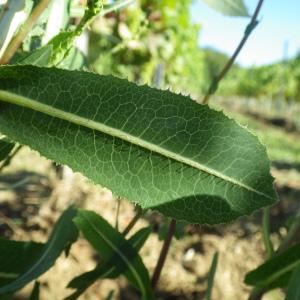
[
  {"left": 122, "top": 205, "right": 143, "bottom": 236},
  {"left": 151, "top": 219, "right": 176, "bottom": 288},
  {"left": 249, "top": 208, "right": 300, "bottom": 300},
  {"left": 0, "top": 0, "right": 52, "bottom": 65},
  {"left": 0, "top": 145, "right": 22, "bottom": 172},
  {"left": 248, "top": 287, "right": 265, "bottom": 300},
  {"left": 277, "top": 208, "right": 300, "bottom": 254},
  {"left": 202, "top": 0, "right": 265, "bottom": 104},
  {"left": 262, "top": 207, "right": 274, "bottom": 259},
  {"left": 115, "top": 197, "right": 121, "bottom": 230}
]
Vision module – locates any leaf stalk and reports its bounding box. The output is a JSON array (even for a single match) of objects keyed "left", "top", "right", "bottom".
[
  {"left": 202, "top": 0, "right": 265, "bottom": 104},
  {"left": 151, "top": 219, "right": 176, "bottom": 289}
]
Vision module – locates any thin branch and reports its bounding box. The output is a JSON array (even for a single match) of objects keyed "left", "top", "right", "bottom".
[
  {"left": 151, "top": 219, "right": 176, "bottom": 288},
  {"left": 0, "top": 0, "right": 52, "bottom": 65},
  {"left": 115, "top": 197, "right": 121, "bottom": 230},
  {"left": 122, "top": 205, "right": 143, "bottom": 236},
  {"left": 202, "top": 0, "right": 265, "bottom": 104},
  {"left": 0, "top": 145, "right": 22, "bottom": 172}
]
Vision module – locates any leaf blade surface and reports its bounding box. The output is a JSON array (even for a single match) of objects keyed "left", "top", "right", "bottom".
[
  {"left": 0, "top": 65, "right": 277, "bottom": 224},
  {"left": 245, "top": 243, "right": 300, "bottom": 290},
  {"left": 74, "top": 210, "right": 153, "bottom": 300},
  {"left": 0, "top": 207, "right": 78, "bottom": 294},
  {"left": 66, "top": 226, "right": 152, "bottom": 300}
]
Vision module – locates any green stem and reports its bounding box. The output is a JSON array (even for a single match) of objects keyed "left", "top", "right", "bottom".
[
  {"left": 277, "top": 208, "right": 300, "bottom": 254},
  {"left": 0, "top": 145, "right": 22, "bottom": 172},
  {"left": 248, "top": 287, "right": 265, "bottom": 300},
  {"left": 202, "top": 0, "right": 265, "bottom": 104},
  {"left": 262, "top": 207, "right": 274, "bottom": 259}
]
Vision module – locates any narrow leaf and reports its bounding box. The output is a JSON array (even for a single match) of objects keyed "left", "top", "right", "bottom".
[
  {"left": 17, "top": 45, "right": 53, "bottom": 67},
  {"left": 68, "top": 226, "right": 152, "bottom": 288},
  {"left": 0, "top": 65, "right": 277, "bottom": 225},
  {"left": 245, "top": 243, "right": 300, "bottom": 290},
  {"left": 206, "top": 251, "right": 219, "bottom": 300},
  {"left": 0, "top": 207, "right": 78, "bottom": 294},
  {"left": 0, "top": 239, "right": 44, "bottom": 286},
  {"left": 201, "top": 0, "right": 249, "bottom": 17},
  {"left": 74, "top": 210, "right": 153, "bottom": 300},
  {"left": 0, "top": 138, "right": 14, "bottom": 163},
  {"left": 66, "top": 226, "right": 152, "bottom": 300},
  {"left": 286, "top": 265, "right": 300, "bottom": 300}
]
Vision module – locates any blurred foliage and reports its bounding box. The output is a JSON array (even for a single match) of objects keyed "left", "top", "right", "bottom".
[
  {"left": 217, "top": 52, "right": 300, "bottom": 102},
  {"left": 88, "top": 0, "right": 205, "bottom": 95}
]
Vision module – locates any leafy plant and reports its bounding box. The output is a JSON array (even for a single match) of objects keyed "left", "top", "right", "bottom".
[
  {"left": 0, "top": 65, "right": 277, "bottom": 224},
  {"left": 0, "top": 0, "right": 298, "bottom": 299}
]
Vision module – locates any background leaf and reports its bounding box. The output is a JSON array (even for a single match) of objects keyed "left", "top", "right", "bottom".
[
  {"left": 74, "top": 210, "right": 153, "bottom": 300},
  {"left": 200, "top": 0, "right": 249, "bottom": 17},
  {"left": 206, "top": 252, "right": 219, "bottom": 300},
  {"left": 0, "top": 65, "right": 277, "bottom": 225},
  {"left": 0, "top": 239, "right": 44, "bottom": 287},
  {"left": 286, "top": 265, "right": 300, "bottom": 300},
  {"left": 0, "top": 207, "right": 78, "bottom": 294},
  {"left": 66, "top": 226, "right": 152, "bottom": 300},
  {"left": 244, "top": 243, "right": 300, "bottom": 290}
]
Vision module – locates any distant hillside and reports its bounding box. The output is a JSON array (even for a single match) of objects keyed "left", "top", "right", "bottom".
[{"left": 202, "top": 48, "right": 300, "bottom": 102}]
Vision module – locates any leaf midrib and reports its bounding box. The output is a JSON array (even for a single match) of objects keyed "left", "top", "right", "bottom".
[
  {"left": 79, "top": 213, "right": 147, "bottom": 296},
  {"left": 0, "top": 89, "right": 272, "bottom": 200}
]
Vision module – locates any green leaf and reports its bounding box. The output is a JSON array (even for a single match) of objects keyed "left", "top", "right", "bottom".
[
  {"left": 0, "top": 207, "right": 78, "bottom": 294},
  {"left": 286, "top": 265, "right": 300, "bottom": 300},
  {"left": 206, "top": 252, "right": 219, "bottom": 300},
  {"left": 201, "top": 0, "right": 249, "bottom": 17},
  {"left": 73, "top": 210, "right": 153, "bottom": 300},
  {"left": 20, "top": 0, "right": 133, "bottom": 67},
  {"left": 57, "top": 48, "right": 87, "bottom": 71},
  {"left": 17, "top": 45, "right": 53, "bottom": 67},
  {"left": 0, "top": 65, "right": 277, "bottom": 225},
  {"left": 0, "top": 239, "right": 44, "bottom": 287},
  {"left": 0, "top": 138, "right": 14, "bottom": 163},
  {"left": 66, "top": 226, "right": 152, "bottom": 300},
  {"left": 245, "top": 243, "right": 300, "bottom": 290},
  {"left": 41, "top": 0, "right": 71, "bottom": 45}
]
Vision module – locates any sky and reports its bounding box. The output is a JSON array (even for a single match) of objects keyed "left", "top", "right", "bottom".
[{"left": 191, "top": 0, "right": 300, "bottom": 67}]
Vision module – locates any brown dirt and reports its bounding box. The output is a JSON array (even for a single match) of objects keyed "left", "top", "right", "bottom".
[{"left": 0, "top": 147, "right": 296, "bottom": 300}]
